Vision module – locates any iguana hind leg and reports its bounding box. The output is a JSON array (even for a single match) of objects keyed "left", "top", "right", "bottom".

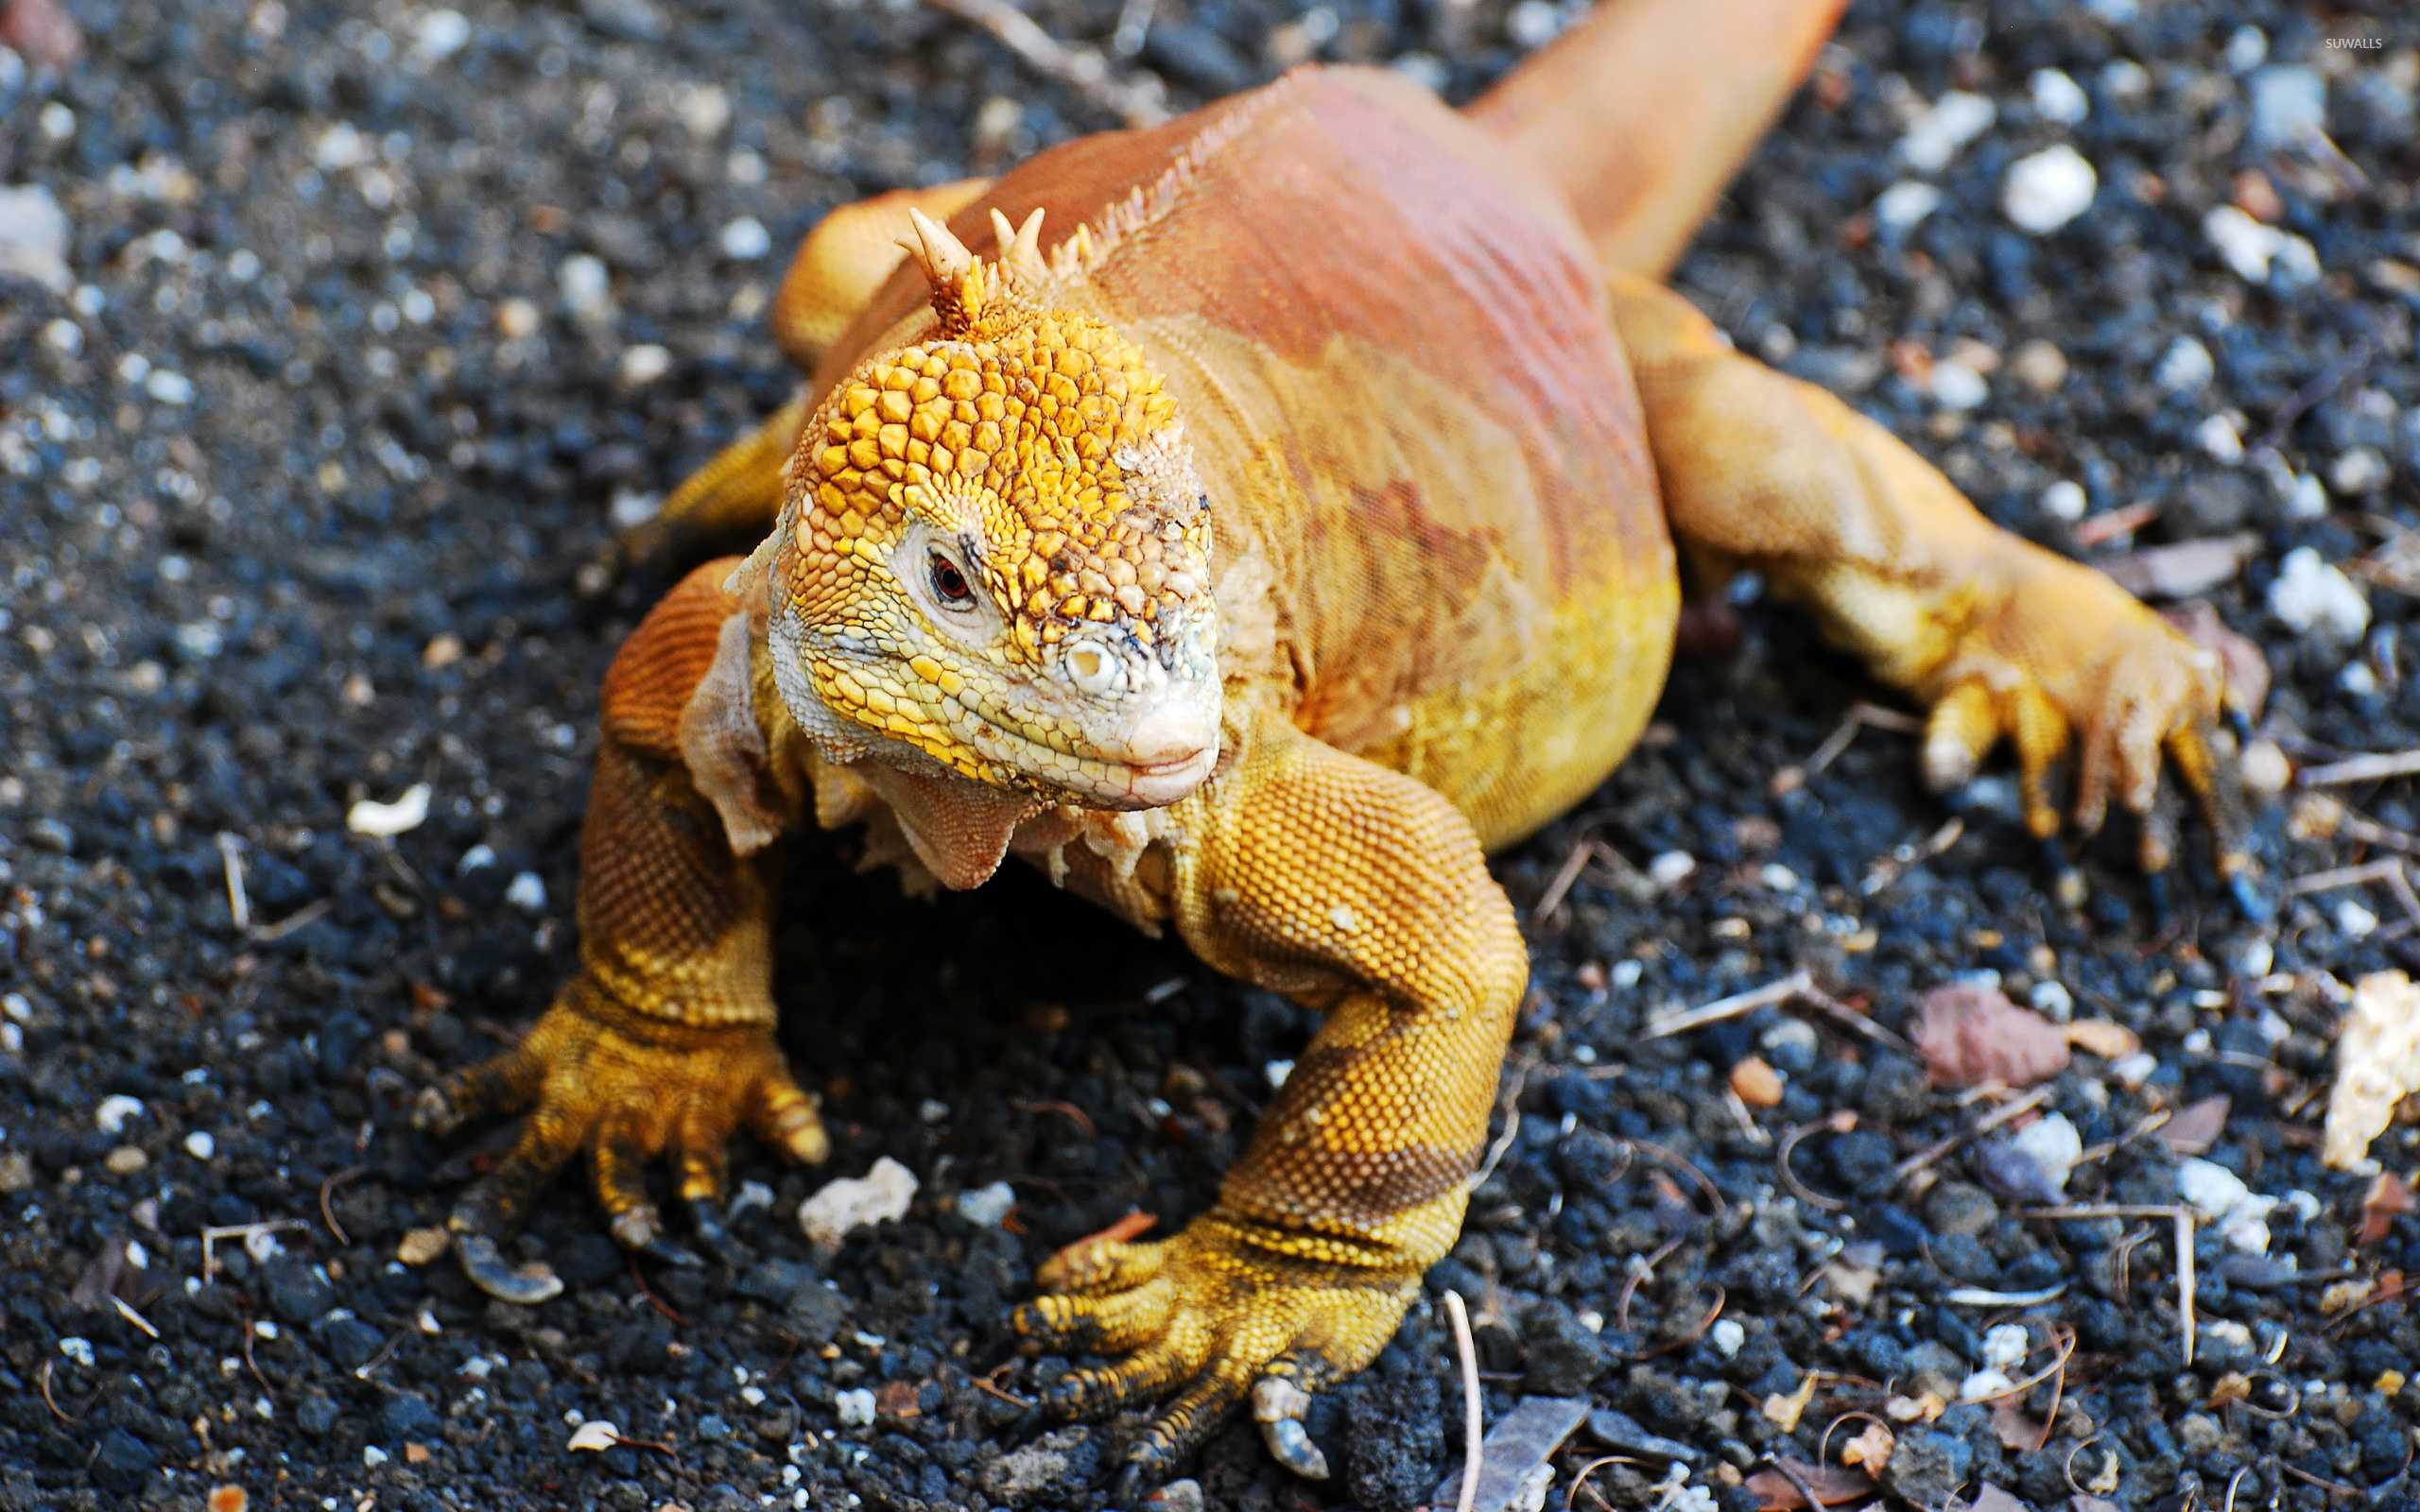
[
  {"left": 617, "top": 179, "right": 992, "bottom": 566},
  {"left": 1611, "top": 273, "right": 2253, "bottom": 893},
  {"left": 1015, "top": 699, "right": 1527, "bottom": 1492}
]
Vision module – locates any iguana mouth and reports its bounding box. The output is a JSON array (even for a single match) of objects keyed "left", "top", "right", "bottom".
[{"left": 960, "top": 700, "right": 1219, "bottom": 811}]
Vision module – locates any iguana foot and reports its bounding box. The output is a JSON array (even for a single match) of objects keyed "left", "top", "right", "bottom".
[
  {"left": 1012, "top": 1213, "right": 1419, "bottom": 1495},
  {"left": 414, "top": 988, "right": 828, "bottom": 1303},
  {"left": 1915, "top": 555, "right": 2254, "bottom": 898}
]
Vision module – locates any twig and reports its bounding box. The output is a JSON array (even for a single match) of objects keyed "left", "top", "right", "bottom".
[
  {"left": 2299, "top": 748, "right": 2420, "bottom": 786},
  {"left": 2072, "top": 500, "right": 2161, "bottom": 547},
  {"left": 1444, "top": 1291, "right": 1481, "bottom": 1512},
  {"left": 1776, "top": 1111, "right": 1855, "bottom": 1212},
  {"left": 1646, "top": 971, "right": 1812, "bottom": 1040},
  {"left": 217, "top": 833, "right": 250, "bottom": 931},
  {"left": 1614, "top": 1236, "right": 1685, "bottom": 1333},
  {"left": 2286, "top": 857, "right": 2405, "bottom": 895},
  {"left": 973, "top": 1363, "right": 1033, "bottom": 1409},
  {"left": 1806, "top": 701, "right": 1923, "bottom": 777},
  {"left": 1892, "top": 1085, "right": 2053, "bottom": 1181},
  {"left": 353, "top": 1327, "right": 407, "bottom": 1381},
  {"left": 1109, "top": 0, "right": 1155, "bottom": 54},
  {"left": 248, "top": 898, "right": 331, "bottom": 942},
  {"left": 1628, "top": 1139, "right": 1728, "bottom": 1214},
  {"left": 110, "top": 1295, "right": 159, "bottom": 1339},
  {"left": 320, "top": 1164, "right": 366, "bottom": 1246},
  {"left": 2176, "top": 1207, "right": 2196, "bottom": 1366},
  {"left": 239, "top": 1308, "right": 274, "bottom": 1391},
  {"left": 629, "top": 1258, "right": 687, "bottom": 1326},
  {"left": 202, "top": 1219, "right": 309, "bottom": 1283},
  {"left": 39, "top": 1360, "right": 82, "bottom": 1424},
  {"left": 1619, "top": 1283, "right": 1725, "bottom": 1361},
  {"left": 1796, "top": 984, "right": 1919, "bottom": 1057},
  {"left": 1467, "top": 1059, "right": 1531, "bottom": 1192},
  {"left": 921, "top": 0, "right": 1169, "bottom": 128},
  {"left": 2340, "top": 810, "right": 2420, "bottom": 855},
  {"left": 1564, "top": 1456, "right": 1634, "bottom": 1512},
  {"left": 2250, "top": 337, "right": 2372, "bottom": 459},
  {"left": 1013, "top": 1098, "right": 1098, "bottom": 1141},
  {"left": 1534, "top": 837, "right": 1602, "bottom": 921}
]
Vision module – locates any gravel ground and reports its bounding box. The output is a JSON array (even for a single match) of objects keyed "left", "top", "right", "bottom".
[{"left": 7, "top": 1, "right": 2420, "bottom": 1509}]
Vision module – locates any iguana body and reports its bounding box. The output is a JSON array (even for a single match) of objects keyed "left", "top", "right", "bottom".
[{"left": 419, "top": 0, "right": 2243, "bottom": 1490}]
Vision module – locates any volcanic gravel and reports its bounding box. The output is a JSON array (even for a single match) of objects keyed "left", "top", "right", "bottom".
[{"left": 6, "top": 1, "right": 2420, "bottom": 1510}]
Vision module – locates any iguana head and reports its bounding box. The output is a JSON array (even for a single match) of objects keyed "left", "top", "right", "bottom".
[{"left": 765, "top": 207, "right": 1220, "bottom": 812}]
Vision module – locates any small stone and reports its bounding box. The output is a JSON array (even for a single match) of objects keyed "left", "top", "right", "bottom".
[
  {"left": 675, "top": 83, "right": 730, "bottom": 139},
  {"left": 0, "top": 183, "right": 72, "bottom": 291},
  {"left": 618, "top": 344, "right": 671, "bottom": 385},
  {"left": 1874, "top": 180, "right": 1941, "bottom": 232},
  {"left": 505, "top": 872, "right": 546, "bottom": 911},
  {"left": 1980, "top": 1323, "right": 2030, "bottom": 1370},
  {"left": 397, "top": 1228, "right": 451, "bottom": 1265},
  {"left": 2040, "top": 480, "right": 2086, "bottom": 522},
  {"left": 1729, "top": 1056, "right": 1784, "bottom": 1108},
  {"left": 1899, "top": 91, "right": 1995, "bottom": 173},
  {"left": 2196, "top": 414, "right": 2245, "bottom": 464},
  {"left": 2008, "top": 1112, "right": 2082, "bottom": 1195},
  {"left": 1147, "top": 1481, "right": 1204, "bottom": 1512},
  {"left": 799, "top": 1157, "right": 918, "bottom": 1247},
  {"left": 409, "top": 9, "right": 471, "bottom": 63},
  {"left": 1928, "top": 359, "right": 1988, "bottom": 410},
  {"left": 2010, "top": 340, "right": 2068, "bottom": 394},
  {"left": 1922, "top": 1181, "right": 1999, "bottom": 1239},
  {"left": 2331, "top": 446, "right": 2390, "bottom": 495},
  {"left": 834, "top": 1388, "right": 877, "bottom": 1428},
  {"left": 1649, "top": 850, "right": 1696, "bottom": 890},
  {"left": 104, "top": 1144, "right": 147, "bottom": 1175},
  {"left": 95, "top": 1094, "right": 144, "bottom": 1135},
  {"left": 719, "top": 216, "right": 771, "bottom": 261},
  {"left": 2248, "top": 65, "right": 2325, "bottom": 150},
  {"left": 955, "top": 1180, "right": 1016, "bottom": 1228},
  {"left": 558, "top": 254, "right": 611, "bottom": 322},
  {"left": 567, "top": 1419, "right": 620, "bottom": 1452},
  {"left": 2030, "top": 67, "right": 2088, "bottom": 125},
  {"left": 2155, "top": 337, "right": 2215, "bottom": 394},
  {"left": 183, "top": 1130, "right": 216, "bottom": 1159},
  {"left": 2239, "top": 740, "right": 2291, "bottom": 798},
  {"left": 496, "top": 298, "right": 541, "bottom": 339},
  {"left": 349, "top": 783, "right": 432, "bottom": 837},
  {"left": 0, "top": 1152, "right": 32, "bottom": 1194},
  {"left": 1709, "top": 1318, "right": 1745, "bottom": 1358},
  {"left": 1520, "top": 1300, "right": 1609, "bottom": 1395},
  {"left": 2268, "top": 547, "right": 2369, "bottom": 641},
  {"left": 2002, "top": 145, "right": 2096, "bottom": 234}
]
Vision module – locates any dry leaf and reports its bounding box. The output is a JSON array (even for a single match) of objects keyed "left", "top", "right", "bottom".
[
  {"left": 566, "top": 1420, "right": 620, "bottom": 1452},
  {"left": 1885, "top": 1389, "right": 1947, "bottom": 1423},
  {"left": 0, "top": 0, "right": 81, "bottom": 68},
  {"left": 1822, "top": 1260, "right": 1879, "bottom": 1306},
  {"left": 2159, "top": 1095, "right": 2231, "bottom": 1156},
  {"left": 1913, "top": 983, "right": 2070, "bottom": 1089},
  {"left": 875, "top": 1379, "right": 923, "bottom": 1420},
  {"left": 2161, "top": 600, "right": 2271, "bottom": 720},
  {"left": 1762, "top": 1371, "right": 1818, "bottom": 1432},
  {"left": 2103, "top": 534, "right": 2258, "bottom": 600},
  {"left": 1743, "top": 1460, "right": 1876, "bottom": 1510},
  {"left": 1840, "top": 1420, "right": 1893, "bottom": 1471},
  {"left": 2325, "top": 971, "right": 2420, "bottom": 1169},
  {"left": 1989, "top": 1394, "right": 2044, "bottom": 1451},
  {"left": 2063, "top": 1020, "right": 2140, "bottom": 1060},
  {"left": 2360, "top": 1171, "right": 2415, "bottom": 1245},
  {"left": 1732, "top": 1055, "right": 1784, "bottom": 1108}
]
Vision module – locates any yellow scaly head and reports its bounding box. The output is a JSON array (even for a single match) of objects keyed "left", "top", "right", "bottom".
[{"left": 765, "top": 206, "right": 1220, "bottom": 811}]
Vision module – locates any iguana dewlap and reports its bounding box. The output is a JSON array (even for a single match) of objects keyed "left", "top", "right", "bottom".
[{"left": 417, "top": 2, "right": 2247, "bottom": 1492}]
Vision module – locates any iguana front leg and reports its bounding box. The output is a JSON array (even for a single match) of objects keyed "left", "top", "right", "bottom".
[
  {"left": 415, "top": 563, "right": 828, "bottom": 1301},
  {"left": 1015, "top": 700, "right": 1527, "bottom": 1492},
  {"left": 1611, "top": 274, "right": 2251, "bottom": 892}
]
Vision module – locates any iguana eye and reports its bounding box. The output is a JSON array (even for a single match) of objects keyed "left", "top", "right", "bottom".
[{"left": 928, "top": 551, "right": 974, "bottom": 609}]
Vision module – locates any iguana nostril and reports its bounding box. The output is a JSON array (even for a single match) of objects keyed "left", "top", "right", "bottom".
[{"left": 1064, "top": 640, "right": 1124, "bottom": 696}]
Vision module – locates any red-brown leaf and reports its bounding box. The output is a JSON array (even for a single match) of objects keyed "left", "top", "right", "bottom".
[
  {"left": 1911, "top": 983, "right": 2070, "bottom": 1089},
  {"left": 1743, "top": 1460, "right": 1876, "bottom": 1510},
  {"left": 2360, "top": 1171, "right": 2415, "bottom": 1246}
]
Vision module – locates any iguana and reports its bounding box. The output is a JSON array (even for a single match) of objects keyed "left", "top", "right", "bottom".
[{"left": 416, "top": 0, "right": 2250, "bottom": 1490}]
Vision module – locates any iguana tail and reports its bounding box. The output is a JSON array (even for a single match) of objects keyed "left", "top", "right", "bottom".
[{"left": 1464, "top": 0, "right": 1846, "bottom": 281}]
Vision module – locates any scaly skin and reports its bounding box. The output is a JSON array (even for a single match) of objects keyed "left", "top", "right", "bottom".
[{"left": 419, "top": 40, "right": 2250, "bottom": 1494}]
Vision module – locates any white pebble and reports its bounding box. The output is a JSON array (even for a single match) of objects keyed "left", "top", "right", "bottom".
[
  {"left": 1265, "top": 1058, "right": 1294, "bottom": 1090},
  {"left": 1648, "top": 850, "right": 1697, "bottom": 890},
  {"left": 2343, "top": 662, "right": 2379, "bottom": 699},
  {"left": 146, "top": 369, "right": 195, "bottom": 405},
  {"left": 1928, "top": 359, "right": 1988, "bottom": 411},
  {"left": 2248, "top": 65, "right": 2325, "bottom": 150},
  {"left": 42, "top": 318, "right": 81, "bottom": 355},
  {"left": 558, "top": 253, "right": 612, "bottom": 322},
  {"left": 2110, "top": 1051, "right": 2158, "bottom": 1088},
  {"left": 2100, "top": 59, "right": 2150, "bottom": 99},
  {"left": 313, "top": 122, "right": 368, "bottom": 171},
  {"left": 2267, "top": 547, "right": 2369, "bottom": 641},
  {"left": 2331, "top": 447, "right": 2390, "bottom": 496},
  {"left": 1757, "top": 863, "right": 1800, "bottom": 892},
  {"left": 95, "top": 1094, "right": 145, "bottom": 1136},
  {"left": 505, "top": 871, "right": 547, "bottom": 912},
  {"left": 1980, "top": 1322, "right": 2031, "bottom": 1371},
  {"left": 2010, "top": 1111, "right": 2082, "bottom": 1195},
  {"left": 184, "top": 1131, "right": 216, "bottom": 1159},
  {"left": 2155, "top": 336, "right": 2214, "bottom": 394},
  {"left": 1959, "top": 1368, "right": 2015, "bottom": 1403},
  {"left": 2029, "top": 980, "right": 2074, "bottom": 1022},
  {"left": 1898, "top": 91, "right": 1996, "bottom": 173},
  {"left": 2204, "top": 205, "right": 2284, "bottom": 283},
  {"left": 719, "top": 215, "right": 771, "bottom": 261},
  {"left": 60, "top": 1337, "right": 95, "bottom": 1366},
  {"left": 0, "top": 184, "right": 72, "bottom": 292},
  {"left": 2286, "top": 472, "right": 2329, "bottom": 520},
  {"left": 348, "top": 782, "right": 432, "bottom": 837},
  {"left": 834, "top": 1389, "right": 877, "bottom": 1428},
  {"left": 2002, "top": 145, "right": 2097, "bottom": 234},
  {"left": 619, "top": 343, "right": 672, "bottom": 386},
  {"left": 458, "top": 844, "right": 496, "bottom": 873},
  {"left": 1708, "top": 1318, "right": 1745, "bottom": 1358},
  {"left": 2338, "top": 900, "right": 2380, "bottom": 939},
  {"left": 798, "top": 1157, "right": 919, "bottom": 1247},
  {"left": 1874, "top": 180, "right": 1941, "bottom": 232},
  {"left": 2030, "top": 68, "right": 2088, "bottom": 125},
  {"left": 39, "top": 102, "right": 76, "bottom": 141},
  {"left": 1506, "top": 1, "right": 1564, "bottom": 49},
  {"left": 2223, "top": 25, "right": 2269, "bottom": 74},
  {"left": 2040, "top": 480, "right": 2087, "bottom": 522},
  {"left": 956, "top": 1180, "right": 1017, "bottom": 1228},
  {"left": 2195, "top": 414, "right": 2244, "bottom": 464},
  {"left": 411, "top": 9, "right": 472, "bottom": 63},
  {"left": 676, "top": 84, "right": 732, "bottom": 139}
]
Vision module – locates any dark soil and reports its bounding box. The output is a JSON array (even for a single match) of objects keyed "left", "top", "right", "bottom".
[{"left": 7, "top": 1, "right": 2420, "bottom": 1510}]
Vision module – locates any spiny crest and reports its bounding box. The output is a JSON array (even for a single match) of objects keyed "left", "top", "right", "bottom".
[{"left": 788, "top": 204, "right": 1207, "bottom": 662}]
